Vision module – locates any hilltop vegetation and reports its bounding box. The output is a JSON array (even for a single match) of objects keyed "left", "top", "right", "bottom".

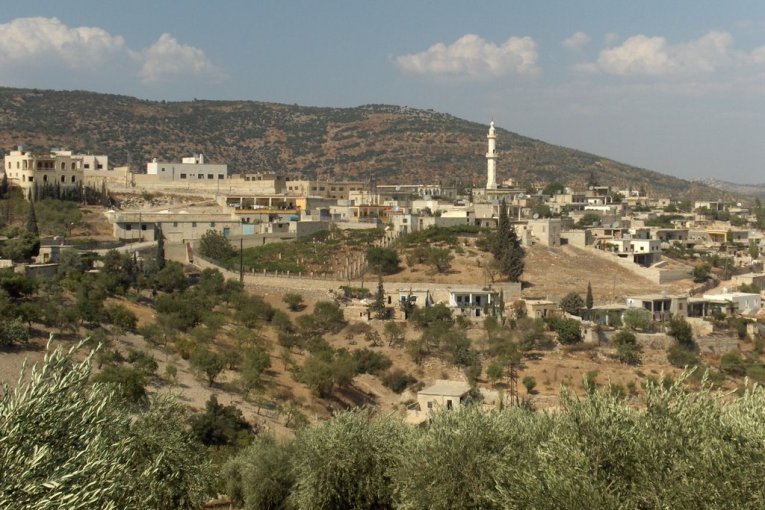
[{"left": 0, "top": 87, "right": 722, "bottom": 198}]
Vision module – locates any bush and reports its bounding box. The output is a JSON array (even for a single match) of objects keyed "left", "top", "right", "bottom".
[
  {"left": 352, "top": 348, "right": 392, "bottom": 375},
  {"left": 623, "top": 308, "right": 653, "bottom": 331},
  {"left": 366, "top": 247, "right": 400, "bottom": 275},
  {"left": 0, "top": 317, "right": 29, "bottom": 346},
  {"left": 92, "top": 365, "right": 148, "bottom": 404},
  {"left": 198, "top": 229, "right": 236, "bottom": 262},
  {"left": 552, "top": 318, "right": 582, "bottom": 345},
  {"left": 559, "top": 292, "right": 584, "bottom": 315},
  {"left": 106, "top": 304, "right": 138, "bottom": 331},
  {"left": 383, "top": 369, "right": 417, "bottom": 394},
  {"left": 189, "top": 395, "right": 253, "bottom": 447},
  {"left": 720, "top": 352, "right": 746, "bottom": 377},
  {"left": 612, "top": 330, "right": 642, "bottom": 365},
  {"left": 667, "top": 344, "right": 699, "bottom": 368},
  {"left": 522, "top": 376, "right": 537, "bottom": 394},
  {"left": 283, "top": 293, "right": 305, "bottom": 312},
  {"left": 668, "top": 316, "right": 694, "bottom": 348}
]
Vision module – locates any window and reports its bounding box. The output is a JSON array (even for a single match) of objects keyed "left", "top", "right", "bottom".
[
  {"left": 161, "top": 167, "right": 165, "bottom": 172},
  {"left": 43, "top": 175, "right": 47, "bottom": 182},
  {"left": 198, "top": 174, "right": 204, "bottom": 179},
  {"left": 96, "top": 164, "right": 103, "bottom": 169},
  {"left": 446, "top": 400, "right": 453, "bottom": 410},
  {"left": 218, "top": 174, "right": 224, "bottom": 179},
  {"left": 71, "top": 162, "right": 76, "bottom": 169},
  {"left": 207, "top": 174, "right": 213, "bottom": 179},
  {"left": 180, "top": 173, "right": 186, "bottom": 179},
  {"left": 141, "top": 224, "right": 147, "bottom": 231},
  {"left": 191, "top": 222, "right": 197, "bottom": 228},
  {"left": 84, "top": 163, "right": 90, "bottom": 169},
  {"left": 173, "top": 222, "right": 178, "bottom": 227},
  {"left": 61, "top": 162, "right": 65, "bottom": 170},
  {"left": 126, "top": 224, "right": 132, "bottom": 231},
  {"left": 61, "top": 175, "right": 65, "bottom": 183},
  {"left": 427, "top": 401, "right": 433, "bottom": 409},
  {"left": 71, "top": 175, "right": 76, "bottom": 183},
  {"left": 28, "top": 176, "right": 33, "bottom": 182},
  {"left": 210, "top": 222, "right": 216, "bottom": 227}
]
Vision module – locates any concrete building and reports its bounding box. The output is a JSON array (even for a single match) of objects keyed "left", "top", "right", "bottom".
[
  {"left": 417, "top": 379, "right": 472, "bottom": 412},
  {"left": 447, "top": 286, "right": 500, "bottom": 318},
  {"left": 4, "top": 148, "right": 87, "bottom": 195},
  {"left": 146, "top": 154, "right": 228, "bottom": 182},
  {"left": 376, "top": 184, "right": 457, "bottom": 200},
  {"left": 603, "top": 238, "right": 661, "bottom": 267},
  {"left": 525, "top": 218, "right": 562, "bottom": 247},
  {"left": 625, "top": 294, "right": 688, "bottom": 322}
]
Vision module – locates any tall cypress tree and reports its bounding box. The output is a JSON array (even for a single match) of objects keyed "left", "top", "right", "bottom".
[
  {"left": 156, "top": 225, "right": 166, "bottom": 270},
  {"left": 493, "top": 199, "right": 524, "bottom": 282},
  {"left": 1, "top": 172, "right": 8, "bottom": 197},
  {"left": 493, "top": 199, "right": 511, "bottom": 260},
  {"left": 586, "top": 281, "right": 594, "bottom": 310},
  {"left": 26, "top": 201, "right": 39, "bottom": 236}
]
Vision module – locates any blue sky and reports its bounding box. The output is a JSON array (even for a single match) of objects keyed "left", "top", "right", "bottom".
[{"left": 2, "top": 1, "right": 764, "bottom": 183}]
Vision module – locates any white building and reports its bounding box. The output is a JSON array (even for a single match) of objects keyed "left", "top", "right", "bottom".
[{"left": 146, "top": 154, "right": 228, "bottom": 182}]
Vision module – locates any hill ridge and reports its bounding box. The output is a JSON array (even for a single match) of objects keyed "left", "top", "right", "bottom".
[{"left": 0, "top": 87, "right": 723, "bottom": 198}]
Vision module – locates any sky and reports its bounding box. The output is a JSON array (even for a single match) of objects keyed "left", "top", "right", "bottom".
[{"left": 1, "top": 1, "right": 764, "bottom": 183}]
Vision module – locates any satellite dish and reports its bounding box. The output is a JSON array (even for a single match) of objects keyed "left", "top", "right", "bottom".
[
  {"left": 532, "top": 213, "right": 540, "bottom": 219},
  {"left": 612, "top": 221, "right": 621, "bottom": 228}
]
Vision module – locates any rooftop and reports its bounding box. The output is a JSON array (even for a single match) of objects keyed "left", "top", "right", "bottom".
[{"left": 418, "top": 379, "right": 471, "bottom": 397}]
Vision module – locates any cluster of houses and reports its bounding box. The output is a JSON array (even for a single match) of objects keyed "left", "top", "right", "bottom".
[{"left": 3, "top": 124, "right": 765, "bottom": 421}]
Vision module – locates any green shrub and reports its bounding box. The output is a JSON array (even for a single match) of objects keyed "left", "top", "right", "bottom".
[
  {"left": 382, "top": 369, "right": 417, "bottom": 394},
  {"left": 552, "top": 318, "right": 582, "bottom": 345},
  {"left": 352, "top": 348, "right": 392, "bottom": 375},
  {"left": 720, "top": 352, "right": 746, "bottom": 377},
  {"left": 667, "top": 344, "right": 699, "bottom": 368}
]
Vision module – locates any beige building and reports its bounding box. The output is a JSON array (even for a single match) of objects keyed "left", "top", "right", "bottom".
[
  {"left": 416, "top": 380, "right": 472, "bottom": 412},
  {"left": 4, "top": 148, "right": 90, "bottom": 195},
  {"left": 525, "top": 218, "right": 562, "bottom": 247}
]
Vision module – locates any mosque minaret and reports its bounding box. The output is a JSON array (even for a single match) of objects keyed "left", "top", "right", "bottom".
[{"left": 486, "top": 121, "right": 498, "bottom": 190}]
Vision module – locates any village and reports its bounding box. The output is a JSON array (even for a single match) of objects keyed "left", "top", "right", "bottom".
[{"left": 2, "top": 121, "right": 764, "bottom": 424}]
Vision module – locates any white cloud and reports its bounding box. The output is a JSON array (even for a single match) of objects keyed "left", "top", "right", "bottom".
[
  {"left": 0, "top": 17, "right": 125, "bottom": 68},
  {"left": 138, "top": 33, "right": 222, "bottom": 84},
  {"left": 597, "top": 35, "right": 673, "bottom": 75},
  {"left": 586, "top": 31, "right": 739, "bottom": 76},
  {"left": 395, "top": 34, "right": 539, "bottom": 80},
  {"left": 562, "top": 32, "right": 591, "bottom": 49},
  {"left": 0, "top": 17, "right": 223, "bottom": 86}
]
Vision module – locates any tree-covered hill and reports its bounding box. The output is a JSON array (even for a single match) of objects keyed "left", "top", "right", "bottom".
[{"left": 0, "top": 87, "right": 722, "bottom": 198}]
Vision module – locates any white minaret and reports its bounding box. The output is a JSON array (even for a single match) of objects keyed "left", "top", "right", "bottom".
[{"left": 486, "top": 121, "right": 497, "bottom": 190}]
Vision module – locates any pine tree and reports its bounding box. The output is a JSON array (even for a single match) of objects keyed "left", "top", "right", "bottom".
[
  {"left": 586, "top": 282, "right": 593, "bottom": 310},
  {"left": 156, "top": 224, "right": 166, "bottom": 270},
  {"left": 26, "top": 201, "right": 39, "bottom": 236},
  {"left": 1, "top": 172, "right": 8, "bottom": 197}
]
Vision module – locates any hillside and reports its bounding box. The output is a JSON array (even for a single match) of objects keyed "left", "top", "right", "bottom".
[
  {"left": 698, "top": 178, "right": 765, "bottom": 198},
  {"left": 0, "top": 87, "right": 724, "bottom": 198}
]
